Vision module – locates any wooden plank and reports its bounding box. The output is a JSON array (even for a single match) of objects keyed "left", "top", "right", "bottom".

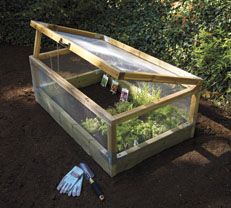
[
  {"left": 113, "top": 85, "right": 197, "bottom": 124},
  {"left": 67, "top": 69, "right": 103, "bottom": 88},
  {"left": 123, "top": 71, "right": 202, "bottom": 85},
  {"left": 49, "top": 24, "right": 104, "bottom": 40},
  {"left": 30, "top": 20, "right": 121, "bottom": 79},
  {"left": 33, "top": 30, "right": 42, "bottom": 58},
  {"left": 38, "top": 48, "right": 70, "bottom": 60},
  {"left": 114, "top": 123, "right": 193, "bottom": 176},
  {"left": 37, "top": 89, "right": 111, "bottom": 175},
  {"left": 30, "top": 56, "right": 115, "bottom": 125},
  {"left": 36, "top": 90, "right": 61, "bottom": 125}
]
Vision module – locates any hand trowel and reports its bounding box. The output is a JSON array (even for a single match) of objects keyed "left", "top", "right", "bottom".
[{"left": 79, "top": 163, "right": 104, "bottom": 201}]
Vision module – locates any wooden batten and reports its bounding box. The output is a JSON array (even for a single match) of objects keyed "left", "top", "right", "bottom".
[
  {"left": 67, "top": 69, "right": 103, "bottom": 88},
  {"left": 49, "top": 24, "right": 104, "bottom": 40},
  {"left": 33, "top": 30, "right": 42, "bottom": 58},
  {"left": 123, "top": 72, "right": 202, "bottom": 85},
  {"left": 38, "top": 48, "right": 70, "bottom": 60}
]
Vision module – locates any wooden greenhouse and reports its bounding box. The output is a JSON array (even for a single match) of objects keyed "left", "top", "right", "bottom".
[{"left": 29, "top": 20, "right": 202, "bottom": 176}]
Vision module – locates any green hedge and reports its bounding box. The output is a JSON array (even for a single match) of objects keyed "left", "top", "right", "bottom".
[{"left": 0, "top": 0, "right": 230, "bottom": 97}]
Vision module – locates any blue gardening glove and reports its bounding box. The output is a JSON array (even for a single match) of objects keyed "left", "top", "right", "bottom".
[
  {"left": 57, "top": 166, "right": 83, "bottom": 194},
  {"left": 68, "top": 174, "right": 84, "bottom": 197}
]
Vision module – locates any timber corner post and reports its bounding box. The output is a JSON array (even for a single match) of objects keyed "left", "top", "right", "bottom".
[
  {"left": 107, "top": 121, "right": 117, "bottom": 176},
  {"left": 189, "top": 82, "right": 203, "bottom": 138},
  {"left": 30, "top": 29, "right": 42, "bottom": 99},
  {"left": 33, "top": 30, "right": 42, "bottom": 58}
]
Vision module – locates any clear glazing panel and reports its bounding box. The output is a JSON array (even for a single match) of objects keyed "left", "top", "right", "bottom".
[
  {"left": 30, "top": 59, "right": 107, "bottom": 148},
  {"left": 115, "top": 95, "right": 191, "bottom": 153}
]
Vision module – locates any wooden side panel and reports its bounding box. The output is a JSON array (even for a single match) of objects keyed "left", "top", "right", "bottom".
[
  {"left": 68, "top": 69, "right": 103, "bottom": 88},
  {"left": 114, "top": 123, "right": 193, "bottom": 176},
  {"left": 36, "top": 89, "right": 112, "bottom": 175}
]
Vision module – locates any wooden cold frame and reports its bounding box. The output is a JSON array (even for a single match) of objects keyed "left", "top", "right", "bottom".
[{"left": 30, "top": 22, "right": 202, "bottom": 176}]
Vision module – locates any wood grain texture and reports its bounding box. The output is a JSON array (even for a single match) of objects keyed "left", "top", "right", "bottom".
[
  {"left": 33, "top": 30, "right": 42, "bottom": 58},
  {"left": 38, "top": 48, "right": 70, "bottom": 60}
]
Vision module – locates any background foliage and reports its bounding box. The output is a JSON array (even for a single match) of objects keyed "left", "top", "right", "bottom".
[{"left": 0, "top": 0, "right": 230, "bottom": 99}]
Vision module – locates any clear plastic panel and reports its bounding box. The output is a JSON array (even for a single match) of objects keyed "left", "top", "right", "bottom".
[
  {"left": 116, "top": 96, "right": 191, "bottom": 153},
  {"left": 32, "top": 61, "right": 107, "bottom": 148},
  {"left": 127, "top": 80, "right": 185, "bottom": 99},
  {"left": 41, "top": 51, "right": 98, "bottom": 79},
  {"left": 56, "top": 31, "right": 198, "bottom": 78}
]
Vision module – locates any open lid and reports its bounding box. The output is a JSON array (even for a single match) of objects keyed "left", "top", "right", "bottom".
[{"left": 30, "top": 20, "right": 202, "bottom": 85}]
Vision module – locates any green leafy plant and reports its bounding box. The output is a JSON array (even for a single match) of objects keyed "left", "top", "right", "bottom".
[
  {"left": 133, "top": 83, "right": 161, "bottom": 106},
  {"left": 81, "top": 117, "right": 100, "bottom": 134},
  {"left": 81, "top": 82, "right": 188, "bottom": 152}
]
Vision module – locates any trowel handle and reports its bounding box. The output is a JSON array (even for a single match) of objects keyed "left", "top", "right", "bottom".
[{"left": 89, "top": 178, "right": 104, "bottom": 201}]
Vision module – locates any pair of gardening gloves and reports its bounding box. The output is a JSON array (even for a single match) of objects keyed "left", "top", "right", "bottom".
[{"left": 57, "top": 166, "right": 84, "bottom": 197}]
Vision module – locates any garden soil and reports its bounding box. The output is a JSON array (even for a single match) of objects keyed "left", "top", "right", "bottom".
[{"left": 0, "top": 46, "right": 230, "bottom": 208}]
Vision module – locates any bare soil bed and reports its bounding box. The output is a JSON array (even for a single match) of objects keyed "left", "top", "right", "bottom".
[{"left": 0, "top": 46, "right": 230, "bottom": 208}]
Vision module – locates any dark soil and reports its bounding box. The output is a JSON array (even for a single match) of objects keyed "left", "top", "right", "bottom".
[
  {"left": 80, "top": 83, "right": 121, "bottom": 109},
  {"left": 0, "top": 46, "right": 231, "bottom": 208}
]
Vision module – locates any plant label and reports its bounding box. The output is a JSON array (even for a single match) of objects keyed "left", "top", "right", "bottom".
[
  {"left": 120, "top": 88, "right": 129, "bottom": 101},
  {"left": 100, "top": 74, "right": 109, "bottom": 87},
  {"left": 110, "top": 80, "right": 119, "bottom": 94}
]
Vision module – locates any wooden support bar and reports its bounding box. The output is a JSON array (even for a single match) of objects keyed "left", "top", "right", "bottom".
[
  {"left": 38, "top": 48, "right": 70, "bottom": 60},
  {"left": 114, "top": 85, "right": 198, "bottom": 124},
  {"left": 30, "top": 56, "right": 115, "bottom": 125},
  {"left": 107, "top": 122, "right": 117, "bottom": 158},
  {"left": 50, "top": 24, "right": 104, "bottom": 40},
  {"left": 67, "top": 69, "right": 103, "bottom": 88},
  {"left": 123, "top": 72, "right": 202, "bottom": 85},
  {"left": 33, "top": 30, "right": 42, "bottom": 58}
]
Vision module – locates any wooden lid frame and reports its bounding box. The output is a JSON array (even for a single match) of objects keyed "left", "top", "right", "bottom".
[{"left": 30, "top": 20, "right": 202, "bottom": 86}]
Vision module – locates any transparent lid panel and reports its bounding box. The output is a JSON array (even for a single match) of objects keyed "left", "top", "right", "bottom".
[
  {"left": 41, "top": 51, "right": 98, "bottom": 79},
  {"left": 56, "top": 31, "right": 198, "bottom": 78}
]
